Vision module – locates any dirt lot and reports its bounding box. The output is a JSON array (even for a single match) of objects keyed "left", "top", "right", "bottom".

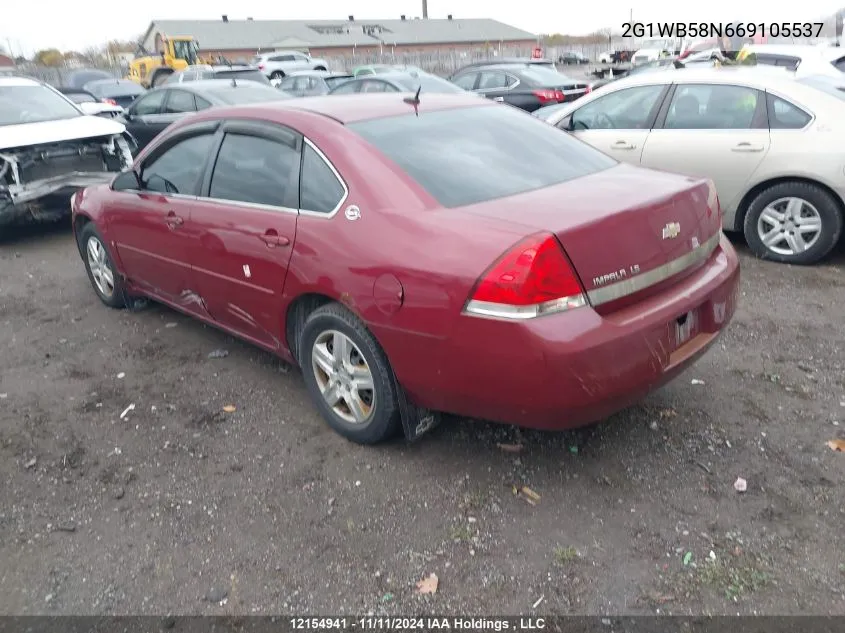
[{"left": 0, "top": 224, "right": 843, "bottom": 616}]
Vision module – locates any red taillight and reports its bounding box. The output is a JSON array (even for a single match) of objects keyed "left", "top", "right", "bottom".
[
  {"left": 585, "top": 84, "right": 592, "bottom": 94},
  {"left": 258, "top": 63, "right": 265, "bottom": 70},
  {"left": 101, "top": 98, "right": 118, "bottom": 105},
  {"left": 465, "top": 233, "right": 587, "bottom": 319},
  {"left": 533, "top": 89, "right": 559, "bottom": 104}
]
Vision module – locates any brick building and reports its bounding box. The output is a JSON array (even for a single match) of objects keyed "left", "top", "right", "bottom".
[{"left": 141, "top": 16, "right": 538, "bottom": 63}]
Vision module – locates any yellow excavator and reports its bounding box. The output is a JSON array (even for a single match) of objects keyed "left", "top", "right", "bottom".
[{"left": 127, "top": 33, "right": 216, "bottom": 88}]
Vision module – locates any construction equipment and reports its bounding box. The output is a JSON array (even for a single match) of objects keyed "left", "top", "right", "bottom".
[{"left": 127, "top": 33, "right": 215, "bottom": 88}]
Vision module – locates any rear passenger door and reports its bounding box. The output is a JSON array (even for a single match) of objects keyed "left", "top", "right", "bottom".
[
  {"left": 640, "top": 83, "right": 770, "bottom": 214},
  {"left": 187, "top": 121, "right": 302, "bottom": 349},
  {"left": 124, "top": 89, "right": 169, "bottom": 150}
]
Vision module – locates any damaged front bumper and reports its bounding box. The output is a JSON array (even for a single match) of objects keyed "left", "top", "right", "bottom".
[{"left": 0, "top": 133, "right": 133, "bottom": 227}]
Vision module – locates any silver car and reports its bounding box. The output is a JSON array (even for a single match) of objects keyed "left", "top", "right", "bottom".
[{"left": 535, "top": 66, "right": 845, "bottom": 265}]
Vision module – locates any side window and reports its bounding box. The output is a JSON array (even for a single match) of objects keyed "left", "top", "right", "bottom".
[
  {"left": 503, "top": 74, "right": 519, "bottom": 88},
  {"left": 209, "top": 133, "right": 299, "bottom": 208},
  {"left": 331, "top": 81, "right": 360, "bottom": 94},
  {"left": 141, "top": 134, "right": 214, "bottom": 194},
  {"left": 571, "top": 85, "right": 665, "bottom": 130},
  {"left": 833, "top": 56, "right": 845, "bottom": 72},
  {"left": 767, "top": 93, "right": 811, "bottom": 129},
  {"left": 664, "top": 84, "right": 760, "bottom": 130},
  {"left": 164, "top": 90, "right": 197, "bottom": 113},
  {"left": 292, "top": 76, "right": 310, "bottom": 91},
  {"left": 269, "top": 56, "right": 285, "bottom": 63},
  {"left": 280, "top": 55, "right": 295, "bottom": 62},
  {"left": 131, "top": 90, "right": 166, "bottom": 115},
  {"left": 300, "top": 143, "right": 345, "bottom": 213},
  {"left": 195, "top": 96, "right": 212, "bottom": 110},
  {"left": 452, "top": 72, "right": 478, "bottom": 90},
  {"left": 280, "top": 77, "right": 296, "bottom": 90},
  {"left": 361, "top": 80, "right": 388, "bottom": 93},
  {"left": 478, "top": 71, "right": 508, "bottom": 90}
]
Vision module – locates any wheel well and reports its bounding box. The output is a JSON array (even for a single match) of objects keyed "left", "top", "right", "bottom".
[
  {"left": 734, "top": 177, "right": 845, "bottom": 232},
  {"left": 73, "top": 215, "right": 91, "bottom": 257},
  {"left": 285, "top": 293, "right": 334, "bottom": 366},
  {"left": 314, "top": 66, "right": 327, "bottom": 71}
]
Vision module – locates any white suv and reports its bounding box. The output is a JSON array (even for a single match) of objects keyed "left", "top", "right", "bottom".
[{"left": 253, "top": 51, "right": 330, "bottom": 83}]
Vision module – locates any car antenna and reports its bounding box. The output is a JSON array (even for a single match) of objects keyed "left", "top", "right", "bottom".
[
  {"left": 403, "top": 86, "right": 421, "bottom": 115},
  {"left": 231, "top": 77, "right": 238, "bottom": 87}
]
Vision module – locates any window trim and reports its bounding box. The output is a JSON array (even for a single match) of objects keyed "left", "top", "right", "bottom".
[
  {"left": 653, "top": 82, "right": 768, "bottom": 131},
  {"left": 299, "top": 137, "right": 349, "bottom": 218},
  {"left": 764, "top": 90, "right": 814, "bottom": 131},
  {"left": 112, "top": 121, "right": 221, "bottom": 196}
]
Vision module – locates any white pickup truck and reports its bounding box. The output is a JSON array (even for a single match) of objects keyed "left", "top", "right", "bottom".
[{"left": 1, "top": 76, "right": 133, "bottom": 230}]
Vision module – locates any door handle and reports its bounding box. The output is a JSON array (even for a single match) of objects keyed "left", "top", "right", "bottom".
[
  {"left": 732, "top": 142, "right": 764, "bottom": 152},
  {"left": 260, "top": 230, "right": 290, "bottom": 248},
  {"left": 165, "top": 211, "right": 183, "bottom": 227},
  {"left": 611, "top": 141, "right": 637, "bottom": 150},
  {"left": 493, "top": 96, "right": 505, "bottom": 102}
]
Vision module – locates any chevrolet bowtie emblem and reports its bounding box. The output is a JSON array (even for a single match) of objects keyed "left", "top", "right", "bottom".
[{"left": 662, "top": 222, "right": 681, "bottom": 239}]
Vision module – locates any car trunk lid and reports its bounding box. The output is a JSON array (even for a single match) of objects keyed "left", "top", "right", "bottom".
[{"left": 458, "top": 163, "right": 722, "bottom": 312}]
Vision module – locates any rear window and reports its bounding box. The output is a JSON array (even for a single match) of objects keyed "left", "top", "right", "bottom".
[
  {"left": 214, "top": 69, "right": 270, "bottom": 84},
  {"left": 392, "top": 74, "right": 466, "bottom": 94},
  {"left": 518, "top": 67, "right": 576, "bottom": 85},
  {"left": 349, "top": 104, "right": 616, "bottom": 208},
  {"left": 206, "top": 85, "right": 292, "bottom": 104}
]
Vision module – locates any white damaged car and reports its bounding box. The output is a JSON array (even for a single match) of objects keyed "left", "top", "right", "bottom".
[{"left": 1, "top": 75, "right": 134, "bottom": 230}]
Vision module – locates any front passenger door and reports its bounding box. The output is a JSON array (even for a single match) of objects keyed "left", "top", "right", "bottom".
[{"left": 564, "top": 84, "right": 668, "bottom": 162}]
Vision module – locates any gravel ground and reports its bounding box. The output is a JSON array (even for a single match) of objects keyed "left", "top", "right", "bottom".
[{"left": 0, "top": 224, "right": 843, "bottom": 616}]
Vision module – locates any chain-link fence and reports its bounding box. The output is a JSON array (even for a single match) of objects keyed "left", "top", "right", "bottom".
[
  {"left": 14, "top": 62, "right": 125, "bottom": 87},
  {"left": 321, "top": 45, "right": 537, "bottom": 75}
]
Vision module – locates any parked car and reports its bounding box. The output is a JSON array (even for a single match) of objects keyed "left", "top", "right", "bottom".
[
  {"left": 351, "top": 64, "right": 404, "bottom": 77},
  {"left": 535, "top": 66, "right": 845, "bottom": 264},
  {"left": 117, "top": 79, "right": 292, "bottom": 151},
  {"left": 447, "top": 58, "right": 557, "bottom": 79},
  {"left": 279, "top": 70, "right": 354, "bottom": 97},
  {"left": 328, "top": 71, "right": 466, "bottom": 95},
  {"left": 558, "top": 51, "right": 589, "bottom": 65},
  {"left": 164, "top": 65, "right": 271, "bottom": 86},
  {"left": 63, "top": 68, "right": 114, "bottom": 89},
  {"left": 83, "top": 78, "right": 147, "bottom": 110},
  {"left": 450, "top": 64, "right": 590, "bottom": 111},
  {"left": 598, "top": 51, "right": 614, "bottom": 64},
  {"left": 253, "top": 50, "right": 329, "bottom": 81},
  {"left": 71, "top": 91, "right": 739, "bottom": 444},
  {"left": 1, "top": 76, "right": 133, "bottom": 230},
  {"left": 737, "top": 44, "right": 845, "bottom": 78},
  {"left": 58, "top": 87, "right": 125, "bottom": 118}
]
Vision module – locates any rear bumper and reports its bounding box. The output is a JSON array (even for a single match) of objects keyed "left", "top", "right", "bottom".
[{"left": 407, "top": 233, "right": 741, "bottom": 430}]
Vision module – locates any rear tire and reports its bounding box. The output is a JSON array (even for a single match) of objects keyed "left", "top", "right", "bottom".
[
  {"left": 79, "top": 223, "right": 126, "bottom": 309},
  {"left": 299, "top": 303, "right": 400, "bottom": 444},
  {"left": 270, "top": 70, "right": 285, "bottom": 80},
  {"left": 743, "top": 181, "right": 843, "bottom": 265}
]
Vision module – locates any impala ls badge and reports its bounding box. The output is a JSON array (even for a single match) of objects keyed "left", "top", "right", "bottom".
[{"left": 662, "top": 222, "right": 681, "bottom": 240}]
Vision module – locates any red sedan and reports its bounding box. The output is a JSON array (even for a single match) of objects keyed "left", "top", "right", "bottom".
[{"left": 71, "top": 92, "right": 740, "bottom": 444}]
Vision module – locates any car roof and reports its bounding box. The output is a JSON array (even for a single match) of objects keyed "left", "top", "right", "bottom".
[
  {"left": 193, "top": 92, "right": 491, "bottom": 125},
  {"left": 608, "top": 65, "right": 808, "bottom": 91},
  {"left": 0, "top": 76, "right": 41, "bottom": 87},
  {"left": 288, "top": 70, "right": 351, "bottom": 77}
]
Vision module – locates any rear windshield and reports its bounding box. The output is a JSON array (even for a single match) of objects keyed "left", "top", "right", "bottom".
[
  {"left": 0, "top": 85, "right": 81, "bottom": 126},
  {"left": 206, "top": 84, "right": 292, "bottom": 104},
  {"left": 798, "top": 75, "right": 845, "bottom": 101},
  {"left": 214, "top": 69, "right": 270, "bottom": 84},
  {"left": 325, "top": 76, "right": 352, "bottom": 89},
  {"left": 518, "top": 67, "right": 576, "bottom": 85},
  {"left": 392, "top": 74, "right": 465, "bottom": 93},
  {"left": 87, "top": 81, "right": 145, "bottom": 97},
  {"left": 349, "top": 104, "right": 616, "bottom": 208}
]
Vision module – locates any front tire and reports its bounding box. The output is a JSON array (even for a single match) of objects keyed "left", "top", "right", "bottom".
[
  {"left": 743, "top": 181, "right": 843, "bottom": 265},
  {"left": 79, "top": 223, "right": 126, "bottom": 309},
  {"left": 299, "top": 303, "right": 400, "bottom": 444}
]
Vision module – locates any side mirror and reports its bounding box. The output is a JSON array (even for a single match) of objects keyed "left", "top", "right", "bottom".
[
  {"left": 112, "top": 168, "right": 142, "bottom": 191},
  {"left": 557, "top": 115, "right": 573, "bottom": 132},
  {"left": 123, "top": 110, "right": 133, "bottom": 121}
]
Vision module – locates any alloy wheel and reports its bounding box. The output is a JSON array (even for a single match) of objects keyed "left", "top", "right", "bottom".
[
  {"left": 756, "top": 197, "right": 822, "bottom": 257},
  {"left": 311, "top": 330, "right": 376, "bottom": 425},
  {"left": 86, "top": 236, "right": 115, "bottom": 298}
]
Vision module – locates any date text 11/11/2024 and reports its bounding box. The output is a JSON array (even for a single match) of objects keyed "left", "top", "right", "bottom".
[
  {"left": 290, "top": 617, "right": 547, "bottom": 630},
  {"left": 621, "top": 21, "right": 825, "bottom": 39}
]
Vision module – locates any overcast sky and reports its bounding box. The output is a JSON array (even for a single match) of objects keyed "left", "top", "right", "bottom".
[{"left": 2, "top": 0, "right": 843, "bottom": 54}]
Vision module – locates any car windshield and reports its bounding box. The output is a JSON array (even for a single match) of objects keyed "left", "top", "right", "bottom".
[
  {"left": 214, "top": 69, "right": 270, "bottom": 84},
  {"left": 798, "top": 75, "right": 845, "bottom": 101},
  {"left": 205, "top": 84, "right": 292, "bottom": 104},
  {"left": 391, "top": 74, "right": 466, "bottom": 93},
  {"left": 349, "top": 104, "right": 616, "bottom": 208},
  {"left": 0, "top": 85, "right": 81, "bottom": 126},
  {"left": 518, "top": 67, "right": 576, "bottom": 85}
]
